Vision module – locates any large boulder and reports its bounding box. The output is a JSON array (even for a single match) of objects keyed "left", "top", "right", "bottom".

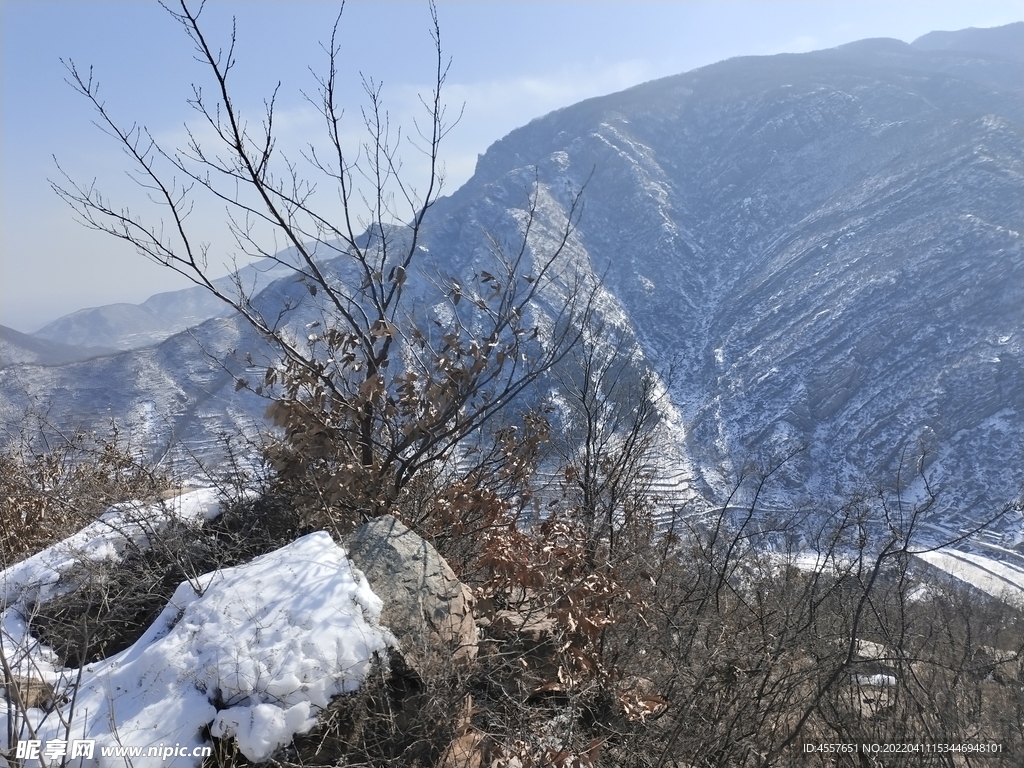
[{"left": 344, "top": 515, "right": 477, "bottom": 677}]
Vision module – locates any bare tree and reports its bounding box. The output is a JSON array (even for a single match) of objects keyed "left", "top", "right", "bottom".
[
  {"left": 554, "top": 324, "right": 666, "bottom": 563},
  {"left": 51, "top": 0, "right": 590, "bottom": 525}
]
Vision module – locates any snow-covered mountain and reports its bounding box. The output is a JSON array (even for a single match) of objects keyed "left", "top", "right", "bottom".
[
  {"left": 2, "top": 24, "right": 1021, "bottom": 536},
  {"left": 429, "top": 25, "right": 1024, "bottom": 523}
]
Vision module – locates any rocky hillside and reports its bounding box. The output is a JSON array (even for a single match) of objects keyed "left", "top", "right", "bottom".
[{"left": 427, "top": 24, "right": 1024, "bottom": 526}]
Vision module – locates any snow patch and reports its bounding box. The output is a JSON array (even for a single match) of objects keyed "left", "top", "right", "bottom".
[
  {"left": 853, "top": 674, "right": 897, "bottom": 687},
  {"left": 914, "top": 547, "right": 1024, "bottom": 607},
  {"left": 0, "top": 488, "right": 223, "bottom": 608}
]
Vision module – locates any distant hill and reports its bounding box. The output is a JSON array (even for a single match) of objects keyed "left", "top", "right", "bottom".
[
  {"left": 0, "top": 324, "right": 115, "bottom": 368},
  {"left": 32, "top": 257, "right": 297, "bottom": 351},
  {"left": 33, "top": 303, "right": 185, "bottom": 352}
]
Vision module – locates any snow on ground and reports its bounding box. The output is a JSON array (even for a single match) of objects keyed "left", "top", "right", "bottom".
[
  {"left": 853, "top": 674, "right": 897, "bottom": 687},
  {"left": 913, "top": 547, "right": 1024, "bottom": 607},
  {"left": 779, "top": 545, "right": 1024, "bottom": 610},
  {"left": 0, "top": 491, "right": 395, "bottom": 767},
  {"left": 774, "top": 550, "right": 856, "bottom": 575},
  {"left": 0, "top": 488, "right": 223, "bottom": 608}
]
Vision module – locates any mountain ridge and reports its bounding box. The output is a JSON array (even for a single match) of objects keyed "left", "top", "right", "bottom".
[{"left": 912, "top": 20, "right": 1024, "bottom": 62}]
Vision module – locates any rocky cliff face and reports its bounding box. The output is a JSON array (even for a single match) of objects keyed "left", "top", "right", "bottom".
[{"left": 3, "top": 26, "right": 1021, "bottom": 537}]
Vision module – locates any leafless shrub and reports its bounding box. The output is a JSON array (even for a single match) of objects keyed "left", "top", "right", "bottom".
[{"left": 0, "top": 425, "right": 173, "bottom": 567}]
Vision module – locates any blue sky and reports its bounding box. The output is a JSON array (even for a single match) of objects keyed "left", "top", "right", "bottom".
[{"left": 2, "top": 0, "right": 1022, "bottom": 332}]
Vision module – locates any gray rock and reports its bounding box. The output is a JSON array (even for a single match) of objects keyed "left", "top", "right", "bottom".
[{"left": 344, "top": 515, "right": 477, "bottom": 677}]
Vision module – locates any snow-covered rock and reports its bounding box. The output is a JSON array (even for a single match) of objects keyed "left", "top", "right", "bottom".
[
  {"left": 0, "top": 499, "right": 395, "bottom": 767},
  {"left": 0, "top": 489, "right": 222, "bottom": 609}
]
